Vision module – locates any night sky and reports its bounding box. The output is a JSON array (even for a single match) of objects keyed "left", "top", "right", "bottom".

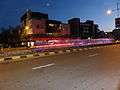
[{"left": 0, "top": 0, "right": 118, "bottom": 32}]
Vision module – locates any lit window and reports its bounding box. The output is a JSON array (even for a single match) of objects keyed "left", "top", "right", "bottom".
[
  {"left": 49, "top": 24, "right": 54, "bottom": 27},
  {"left": 25, "top": 26, "right": 29, "bottom": 30}
]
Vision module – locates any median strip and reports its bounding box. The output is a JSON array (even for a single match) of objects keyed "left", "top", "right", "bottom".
[{"left": 0, "top": 44, "right": 115, "bottom": 63}]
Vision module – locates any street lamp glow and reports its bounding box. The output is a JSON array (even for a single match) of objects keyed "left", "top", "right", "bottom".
[{"left": 107, "top": 9, "right": 112, "bottom": 15}]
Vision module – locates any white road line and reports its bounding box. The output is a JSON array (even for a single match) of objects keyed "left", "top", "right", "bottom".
[
  {"left": 32, "top": 63, "right": 55, "bottom": 70},
  {"left": 73, "top": 49, "right": 77, "bottom": 52},
  {"left": 88, "top": 53, "right": 98, "bottom": 57},
  {"left": 84, "top": 48, "right": 88, "bottom": 50},
  {"left": 49, "top": 52, "right": 56, "bottom": 55},
  {"left": 96, "top": 47, "right": 100, "bottom": 49},
  {"left": 79, "top": 49, "right": 82, "bottom": 51},
  {"left": 66, "top": 50, "right": 71, "bottom": 53},
  {"left": 58, "top": 51, "right": 63, "bottom": 54},
  {"left": 89, "top": 48, "right": 92, "bottom": 50}
]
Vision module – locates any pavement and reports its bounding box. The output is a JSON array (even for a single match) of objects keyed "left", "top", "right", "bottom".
[{"left": 0, "top": 44, "right": 120, "bottom": 90}]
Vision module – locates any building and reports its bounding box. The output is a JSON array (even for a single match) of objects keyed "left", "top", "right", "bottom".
[
  {"left": 80, "top": 20, "right": 100, "bottom": 39},
  {"left": 46, "top": 20, "right": 62, "bottom": 36},
  {"left": 20, "top": 9, "right": 49, "bottom": 46},
  {"left": 21, "top": 9, "right": 48, "bottom": 42},
  {"left": 115, "top": 18, "right": 120, "bottom": 29},
  {"left": 61, "top": 23, "right": 70, "bottom": 37},
  {"left": 21, "top": 10, "right": 71, "bottom": 46},
  {"left": 68, "top": 18, "right": 81, "bottom": 38},
  {"left": 20, "top": 10, "right": 103, "bottom": 47},
  {"left": 111, "top": 18, "right": 120, "bottom": 40}
]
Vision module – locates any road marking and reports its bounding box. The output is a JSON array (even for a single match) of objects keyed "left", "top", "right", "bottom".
[
  {"left": 26, "top": 54, "right": 34, "bottom": 58},
  {"left": 49, "top": 52, "right": 56, "bottom": 55},
  {"left": 66, "top": 50, "right": 71, "bottom": 53},
  {"left": 32, "top": 63, "right": 55, "bottom": 70},
  {"left": 89, "top": 48, "right": 92, "bottom": 49},
  {"left": 79, "top": 49, "right": 82, "bottom": 51},
  {"left": 84, "top": 48, "right": 88, "bottom": 50},
  {"left": 58, "top": 51, "right": 63, "bottom": 54},
  {"left": 73, "top": 49, "right": 77, "bottom": 52},
  {"left": 39, "top": 53, "right": 46, "bottom": 57},
  {"left": 12, "top": 56, "right": 20, "bottom": 59},
  {"left": 96, "top": 47, "right": 100, "bottom": 49},
  {"left": 88, "top": 53, "right": 98, "bottom": 57}
]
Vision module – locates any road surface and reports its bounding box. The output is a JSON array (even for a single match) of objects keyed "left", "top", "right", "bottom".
[{"left": 0, "top": 45, "right": 120, "bottom": 90}]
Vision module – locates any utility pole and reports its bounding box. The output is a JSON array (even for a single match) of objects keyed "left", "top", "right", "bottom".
[
  {"left": 107, "top": 0, "right": 120, "bottom": 18},
  {"left": 116, "top": 2, "right": 120, "bottom": 18}
]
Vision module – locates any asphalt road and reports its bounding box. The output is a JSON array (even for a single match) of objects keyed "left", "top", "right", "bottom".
[{"left": 0, "top": 45, "right": 120, "bottom": 90}]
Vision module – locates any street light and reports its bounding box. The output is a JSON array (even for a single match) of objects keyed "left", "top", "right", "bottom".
[
  {"left": 106, "top": 2, "right": 120, "bottom": 17},
  {"left": 107, "top": 9, "right": 112, "bottom": 15}
]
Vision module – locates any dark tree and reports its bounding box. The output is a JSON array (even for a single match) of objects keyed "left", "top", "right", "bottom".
[
  {"left": 112, "top": 29, "right": 120, "bottom": 40},
  {"left": 0, "top": 26, "right": 21, "bottom": 48}
]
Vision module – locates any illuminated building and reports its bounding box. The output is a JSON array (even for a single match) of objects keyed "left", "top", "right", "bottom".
[
  {"left": 21, "top": 9, "right": 70, "bottom": 45},
  {"left": 21, "top": 9, "right": 48, "bottom": 36},
  {"left": 21, "top": 9, "right": 49, "bottom": 46},
  {"left": 46, "top": 20, "right": 62, "bottom": 36},
  {"left": 20, "top": 10, "right": 102, "bottom": 47}
]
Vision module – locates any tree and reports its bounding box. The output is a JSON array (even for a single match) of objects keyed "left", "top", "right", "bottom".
[
  {"left": 0, "top": 25, "right": 21, "bottom": 48},
  {"left": 112, "top": 29, "right": 120, "bottom": 40}
]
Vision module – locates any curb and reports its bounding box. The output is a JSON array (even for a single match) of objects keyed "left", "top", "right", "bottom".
[{"left": 0, "top": 48, "right": 80, "bottom": 63}]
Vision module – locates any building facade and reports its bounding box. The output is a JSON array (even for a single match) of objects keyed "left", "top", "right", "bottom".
[
  {"left": 80, "top": 20, "right": 100, "bottom": 39},
  {"left": 46, "top": 20, "right": 62, "bottom": 35},
  {"left": 68, "top": 18, "right": 81, "bottom": 38},
  {"left": 20, "top": 10, "right": 102, "bottom": 46},
  {"left": 115, "top": 18, "right": 120, "bottom": 29}
]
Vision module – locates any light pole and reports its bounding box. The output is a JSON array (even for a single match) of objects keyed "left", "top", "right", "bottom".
[
  {"left": 106, "top": 2, "right": 120, "bottom": 18},
  {"left": 106, "top": 1, "right": 120, "bottom": 29}
]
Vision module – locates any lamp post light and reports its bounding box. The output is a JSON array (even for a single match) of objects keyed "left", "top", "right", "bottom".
[
  {"left": 106, "top": 2, "right": 120, "bottom": 18},
  {"left": 106, "top": 1, "right": 120, "bottom": 29},
  {"left": 107, "top": 9, "right": 112, "bottom": 15}
]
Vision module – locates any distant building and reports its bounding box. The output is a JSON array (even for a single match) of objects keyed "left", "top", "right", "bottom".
[
  {"left": 61, "top": 23, "right": 70, "bottom": 37},
  {"left": 46, "top": 20, "right": 62, "bottom": 35},
  {"left": 68, "top": 18, "right": 81, "bottom": 38},
  {"left": 111, "top": 18, "right": 120, "bottom": 40},
  {"left": 80, "top": 20, "right": 100, "bottom": 39},
  {"left": 115, "top": 18, "right": 120, "bottom": 29}
]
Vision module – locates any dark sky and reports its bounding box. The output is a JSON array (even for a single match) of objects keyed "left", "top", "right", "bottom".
[{"left": 0, "top": 0, "right": 118, "bottom": 31}]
